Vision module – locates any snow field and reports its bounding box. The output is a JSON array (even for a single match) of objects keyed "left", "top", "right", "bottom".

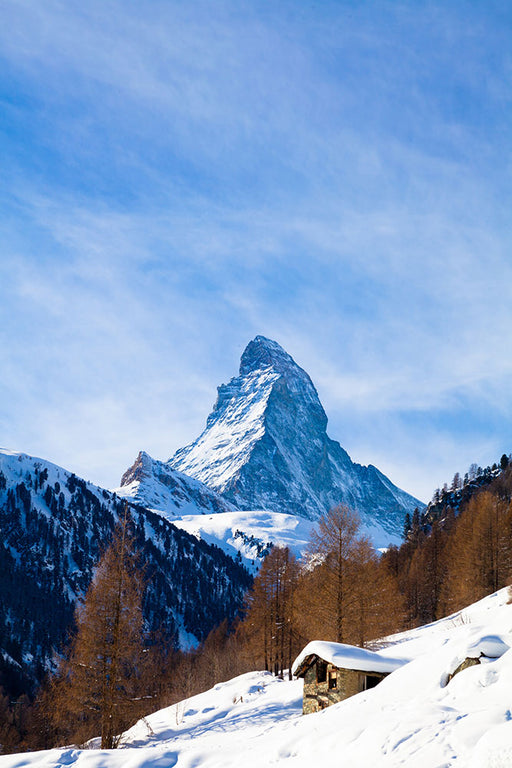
[{"left": 172, "top": 509, "right": 314, "bottom": 571}]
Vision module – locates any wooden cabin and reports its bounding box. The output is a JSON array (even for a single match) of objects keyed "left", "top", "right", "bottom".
[{"left": 292, "top": 641, "right": 408, "bottom": 714}]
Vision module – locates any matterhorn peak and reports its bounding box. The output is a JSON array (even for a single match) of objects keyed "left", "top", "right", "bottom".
[
  {"left": 166, "top": 336, "right": 422, "bottom": 538},
  {"left": 239, "top": 336, "right": 295, "bottom": 376},
  {"left": 237, "top": 336, "right": 325, "bottom": 415}
]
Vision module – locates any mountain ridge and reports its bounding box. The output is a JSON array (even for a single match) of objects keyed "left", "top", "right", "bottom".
[{"left": 116, "top": 449, "right": 236, "bottom": 518}]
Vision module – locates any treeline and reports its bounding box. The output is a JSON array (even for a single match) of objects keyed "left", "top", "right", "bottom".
[
  {"left": 403, "top": 453, "right": 511, "bottom": 538},
  {"left": 383, "top": 461, "right": 512, "bottom": 627}
]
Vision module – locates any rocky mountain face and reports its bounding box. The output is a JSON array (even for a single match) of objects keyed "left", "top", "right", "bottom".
[
  {"left": 0, "top": 449, "right": 251, "bottom": 699},
  {"left": 165, "top": 336, "right": 422, "bottom": 543}
]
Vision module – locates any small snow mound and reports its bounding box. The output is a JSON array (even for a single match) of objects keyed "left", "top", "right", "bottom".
[
  {"left": 466, "top": 634, "right": 511, "bottom": 659},
  {"left": 441, "top": 633, "right": 512, "bottom": 687}
]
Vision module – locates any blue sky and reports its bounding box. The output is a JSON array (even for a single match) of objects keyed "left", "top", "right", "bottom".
[{"left": 1, "top": 0, "right": 512, "bottom": 501}]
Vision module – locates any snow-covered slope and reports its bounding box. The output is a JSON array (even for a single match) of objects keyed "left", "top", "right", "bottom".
[
  {"left": 170, "top": 506, "right": 400, "bottom": 569},
  {"left": 168, "top": 336, "right": 422, "bottom": 542},
  {"left": 172, "top": 510, "right": 314, "bottom": 573},
  {"left": 114, "top": 450, "right": 236, "bottom": 517},
  {"left": 7, "top": 587, "right": 512, "bottom": 767}
]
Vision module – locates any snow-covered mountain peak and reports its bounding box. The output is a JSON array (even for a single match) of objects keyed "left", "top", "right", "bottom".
[
  {"left": 239, "top": 336, "right": 309, "bottom": 385},
  {"left": 165, "top": 337, "right": 423, "bottom": 540},
  {"left": 170, "top": 337, "right": 331, "bottom": 497},
  {"left": 239, "top": 335, "right": 291, "bottom": 375},
  {"left": 204, "top": 336, "right": 326, "bottom": 436},
  {"left": 240, "top": 336, "right": 326, "bottom": 415}
]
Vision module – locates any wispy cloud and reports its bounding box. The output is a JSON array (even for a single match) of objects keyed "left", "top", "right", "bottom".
[{"left": 1, "top": 1, "right": 511, "bottom": 500}]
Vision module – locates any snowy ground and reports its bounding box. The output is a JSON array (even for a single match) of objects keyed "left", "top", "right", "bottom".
[{"left": 3, "top": 588, "right": 512, "bottom": 767}]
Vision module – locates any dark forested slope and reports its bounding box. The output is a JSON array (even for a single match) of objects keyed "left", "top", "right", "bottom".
[{"left": 0, "top": 450, "right": 252, "bottom": 699}]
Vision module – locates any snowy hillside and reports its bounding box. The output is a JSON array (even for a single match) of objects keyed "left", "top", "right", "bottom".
[
  {"left": 5, "top": 587, "right": 512, "bottom": 767},
  {"left": 166, "top": 336, "right": 422, "bottom": 542},
  {"left": 172, "top": 510, "right": 315, "bottom": 572},
  {"left": 170, "top": 507, "right": 407, "bottom": 573}
]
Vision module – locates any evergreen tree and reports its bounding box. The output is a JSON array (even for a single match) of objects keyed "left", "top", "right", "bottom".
[
  {"left": 451, "top": 472, "right": 461, "bottom": 491},
  {"left": 403, "top": 512, "right": 411, "bottom": 540},
  {"left": 410, "top": 507, "right": 421, "bottom": 542}
]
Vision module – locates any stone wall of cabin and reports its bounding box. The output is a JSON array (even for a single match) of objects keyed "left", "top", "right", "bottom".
[{"left": 302, "top": 661, "right": 387, "bottom": 714}]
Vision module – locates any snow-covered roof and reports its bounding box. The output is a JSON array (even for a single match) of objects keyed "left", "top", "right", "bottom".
[{"left": 292, "top": 640, "right": 409, "bottom": 677}]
